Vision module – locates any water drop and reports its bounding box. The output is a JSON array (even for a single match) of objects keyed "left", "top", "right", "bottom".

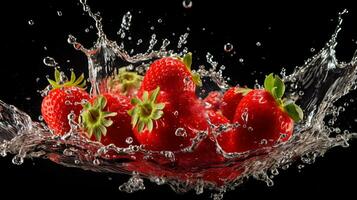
[
  {"left": 150, "top": 26, "right": 155, "bottom": 30},
  {"left": 57, "top": 10, "right": 62, "bottom": 16},
  {"left": 137, "top": 39, "right": 143, "bottom": 45},
  {"left": 28, "top": 20, "right": 34, "bottom": 26},
  {"left": 93, "top": 159, "right": 100, "bottom": 165},
  {"left": 157, "top": 18, "right": 163, "bottom": 23},
  {"left": 298, "top": 91, "right": 304, "bottom": 96},
  {"left": 239, "top": 58, "right": 244, "bottom": 63},
  {"left": 173, "top": 110, "right": 179, "bottom": 117},
  {"left": 126, "top": 137, "right": 133, "bottom": 144},
  {"left": 310, "top": 47, "right": 315, "bottom": 52},
  {"left": 256, "top": 41, "right": 262, "bottom": 47},
  {"left": 260, "top": 139, "right": 268, "bottom": 145},
  {"left": 85, "top": 28, "right": 90, "bottom": 33},
  {"left": 224, "top": 43, "right": 233, "bottom": 52},
  {"left": 12, "top": 155, "right": 24, "bottom": 165},
  {"left": 175, "top": 128, "right": 187, "bottom": 137},
  {"left": 182, "top": 0, "right": 193, "bottom": 8}
]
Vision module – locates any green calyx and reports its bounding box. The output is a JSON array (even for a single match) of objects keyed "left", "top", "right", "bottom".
[
  {"left": 79, "top": 96, "right": 117, "bottom": 142},
  {"left": 235, "top": 87, "right": 252, "bottom": 96},
  {"left": 180, "top": 52, "right": 202, "bottom": 87},
  {"left": 264, "top": 73, "right": 304, "bottom": 122},
  {"left": 128, "top": 87, "right": 165, "bottom": 133},
  {"left": 48, "top": 68, "right": 86, "bottom": 89},
  {"left": 107, "top": 67, "right": 143, "bottom": 95}
]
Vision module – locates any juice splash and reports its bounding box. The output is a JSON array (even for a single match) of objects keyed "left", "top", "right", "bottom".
[{"left": 1, "top": 1, "right": 357, "bottom": 199}]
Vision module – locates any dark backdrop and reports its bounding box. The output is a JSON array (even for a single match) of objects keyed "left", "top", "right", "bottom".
[{"left": 0, "top": 0, "right": 356, "bottom": 199}]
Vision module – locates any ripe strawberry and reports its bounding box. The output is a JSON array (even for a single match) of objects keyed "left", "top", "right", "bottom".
[
  {"left": 228, "top": 74, "right": 303, "bottom": 153},
  {"left": 140, "top": 53, "right": 201, "bottom": 95},
  {"left": 220, "top": 87, "right": 251, "bottom": 121},
  {"left": 80, "top": 93, "right": 137, "bottom": 147},
  {"left": 128, "top": 87, "right": 186, "bottom": 151},
  {"left": 203, "top": 91, "right": 223, "bottom": 111},
  {"left": 107, "top": 67, "right": 143, "bottom": 98},
  {"left": 129, "top": 87, "right": 225, "bottom": 168},
  {"left": 41, "top": 68, "right": 89, "bottom": 135}
]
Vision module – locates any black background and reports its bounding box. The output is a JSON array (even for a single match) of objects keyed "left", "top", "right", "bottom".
[{"left": 1, "top": 0, "right": 357, "bottom": 199}]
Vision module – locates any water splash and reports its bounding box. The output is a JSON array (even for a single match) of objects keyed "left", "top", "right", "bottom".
[{"left": 1, "top": 2, "right": 357, "bottom": 199}]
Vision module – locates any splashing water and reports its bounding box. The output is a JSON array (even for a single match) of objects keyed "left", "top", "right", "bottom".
[{"left": 0, "top": 2, "right": 357, "bottom": 199}]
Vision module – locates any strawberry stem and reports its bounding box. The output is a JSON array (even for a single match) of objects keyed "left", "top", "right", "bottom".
[
  {"left": 48, "top": 68, "right": 86, "bottom": 89},
  {"left": 128, "top": 87, "right": 165, "bottom": 133},
  {"left": 79, "top": 96, "right": 117, "bottom": 142},
  {"left": 107, "top": 67, "right": 143, "bottom": 95}
]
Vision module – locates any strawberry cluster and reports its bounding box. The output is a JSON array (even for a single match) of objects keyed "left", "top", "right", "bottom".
[{"left": 41, "top": 53, "right": 303, "bottom": 185}]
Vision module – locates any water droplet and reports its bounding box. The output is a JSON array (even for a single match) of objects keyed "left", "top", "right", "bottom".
[
  {"left": 260, "top": 139, "right": 268, "bottom": 145},
  {"left": 57, "top": 10, "right": 62, "bottom": 16},
  {"left": 175, "top": 128, "right": 187, "bottom": 137},
  {"left": 298, "top": 91, "right": 304, "bottom": 96},
  {"left": 157, "top": 18, "right": 163, "bottom": 23},
  {"left": 224, "top": 43, "right": 233, "bottom": 52},
  {"left": 256, "top": 41, "right": 262, "bottom": 47},
  {"left": 74, "top": 160, "right": 80, "bottom": 164},
  {"left": 38, "top": 115, "right": 43, "bottom": 121},
  {"left": 85, "top": 28, "right": 89, "bottom": 33},
  {"left": 150, "top": 26, "right": 155, "bottom": 30},
  {"left": 182, "top": 0, "right": 193, "bottom": 8},
  {"left": 126, "top": 137, "right": 133, "bottom": 144},
  {"left": 173, "top": 111, "right": 179, "bottom": 116},
  {"left": 310, "top": 47, "right": 315, "bottom": 52},
  {"left": 12, "top": 155, "right": 24, "bottom": 165},
  {"left": 137, "top": 39, "right": 143, "bottom": 45},
  {"left": 247, "top": 127, "right": 254, "bottom": 132},
  {"left": 239, "top": 58, "right": 244, "bottom": 63},
  {"left": 43, "top": 57, "right": 58, "bottom": 67},
  {"left": 93, "top": 159, "right": 100, "bottom": 165},
  {"left": 43, "top": 46, "right": 48, "bottom": 51},
  {"left": 28, "top": 20, "right": 34, "bottom": 26}
]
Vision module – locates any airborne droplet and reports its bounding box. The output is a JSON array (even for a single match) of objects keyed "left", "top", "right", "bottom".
[
  {"left": 182, "top": 0, "right": 192, "bottom": 8},
  {"left": 224, "top": 43, "right": 233, "bottom": 52}
]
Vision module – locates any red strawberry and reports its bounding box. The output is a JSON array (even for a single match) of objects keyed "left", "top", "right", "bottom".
[
  {"left": 203, "top": 91, "right": 223, "bottom": 111},
  {"left": 41, "top": 68, "right": 89, "bottom": 135},
  {"left": 80, "top": 93, "right": 137, "bottom": 147},
  {"left": 228, "top": 74, "right": 303, "bottom": 153},
  {"left": 129, "top": 87, "right": 223, "bottom": 167},
  {"left": 220, "top": 87, "right": 251, "bottom": 121},
  {"left": 128, "top": 87, "right": 185, "bottom": 151},
  {"left": 140, "top": 53, "right": 201, "bottom": 95},
  {"left": 107, "top": 67, "right": 143, "bottom": 98}
]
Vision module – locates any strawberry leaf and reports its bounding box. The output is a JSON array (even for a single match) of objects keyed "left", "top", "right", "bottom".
[
  {"left": 273, "top": 75, "right": 285, "bottom": 99},
  {"left": 284, "top": 102, "right": 304, "bottom": 122},
  {"left": 264, "top": 73, "right": 275, "bottom": 92},
  {"left": 235, "top": 87, "right": 252, "bottom": 96},
  {"left": 183, "top": 52, "right": 192, "bottom": 70}
]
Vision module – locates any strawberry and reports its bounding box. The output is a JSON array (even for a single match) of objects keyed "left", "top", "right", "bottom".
[
  {"left": 220, "top": 87, "right": 251, "bottom": 121},
  {"left": 228, "top": 74, "right": 303, "bottom": 153},
  {"left": 128, "top": 87, "right": 225, "bottom": 168},
  {"left": 202, "top": 91, "right": 223, "bottom": 111},
  {"left": 128, "top": 87, "right": 185, "bottom": 151},
  {"left": 107, "top": 67, "right": 143, "bottom": 98},
  {"left": 140, "top": 53, "right": 201, "bottom": 96},
  {"left": 41, "top": 68, "right": 89, "bottom": 135},
  {"left": 79, "top": 93, "right": 137, "bottom": 147}
]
